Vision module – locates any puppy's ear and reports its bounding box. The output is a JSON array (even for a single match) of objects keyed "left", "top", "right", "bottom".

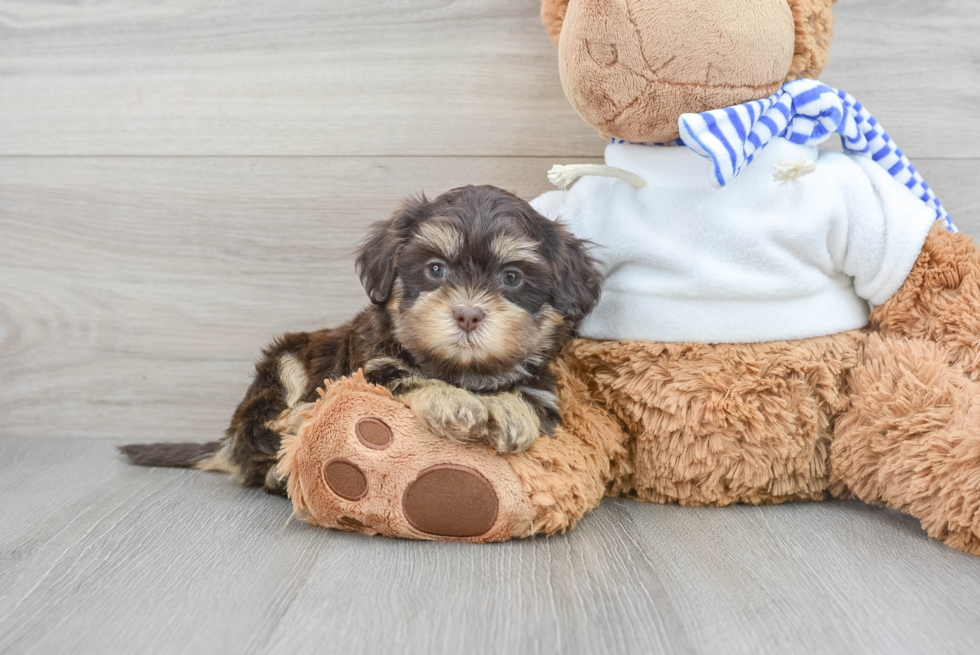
[
  {"left": 356, "top": 194, "right": 428, "bottom": 305},
  {"left": 550, "top": 225, "right": 603, "bottom": 324}
]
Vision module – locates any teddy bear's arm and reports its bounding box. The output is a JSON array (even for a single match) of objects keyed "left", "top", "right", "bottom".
[{"left": 826, "top": 152, "right": 938, "bottom": 307}]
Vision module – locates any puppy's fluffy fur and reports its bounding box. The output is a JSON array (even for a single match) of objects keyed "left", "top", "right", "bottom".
[{"left": 121, "top": 185, "right": 602, "bottom": 495}]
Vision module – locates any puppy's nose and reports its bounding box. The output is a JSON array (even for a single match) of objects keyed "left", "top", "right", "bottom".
[{"left": 453, "top": 307, "right": 486, "bottom": 333}]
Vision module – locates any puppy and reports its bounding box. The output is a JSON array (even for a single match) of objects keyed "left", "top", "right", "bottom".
[{"left": 120, "top": 185, "right": 602, "bottom": 495}]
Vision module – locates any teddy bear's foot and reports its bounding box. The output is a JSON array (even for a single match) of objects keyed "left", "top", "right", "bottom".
[
  {"left": 276, "top": 359, "right": 631, "bottom": 542},
  {"left": 276, "top": 373, "right": 539, "bottom": 542},
  {"left": 832, "top": 333, "right": 980, "bottom": 555}
]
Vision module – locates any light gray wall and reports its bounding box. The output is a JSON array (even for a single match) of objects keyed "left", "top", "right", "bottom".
[{"left": 2, "top": 0, "right": 977, "bottom": 440}]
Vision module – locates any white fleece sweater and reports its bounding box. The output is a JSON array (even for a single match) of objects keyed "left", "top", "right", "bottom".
[{"left": 532, "top": 138, "right": 937, "bottom": 343}]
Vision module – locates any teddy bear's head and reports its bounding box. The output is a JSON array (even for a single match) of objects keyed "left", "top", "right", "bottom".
[{"left": 542, "top": 0, "right": 836, "bottom": 143}]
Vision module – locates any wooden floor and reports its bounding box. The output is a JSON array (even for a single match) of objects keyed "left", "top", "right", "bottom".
[
  {"left": 4, "top": 438, "right": 980, "bottom": 655},
  {"left": 2, "top": 1, "right": 980, "bottom": 653}
]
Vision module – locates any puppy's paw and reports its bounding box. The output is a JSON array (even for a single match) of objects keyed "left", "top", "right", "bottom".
[
  {"left": 263, "top": 466, "right": 289, "bottom": 498},
  {"left": 363, "top": 357, "right": 413, "bottom": 387},
  {"left": 402, "top": 383, "right": 489, "bottom": 444},
  {"left": 481, "top": 393, "right": 541, "bottom": 453}
]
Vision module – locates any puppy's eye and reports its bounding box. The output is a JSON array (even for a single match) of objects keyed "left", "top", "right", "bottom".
[
  {"left": 501, "top": 268, "right": 523, "bottom": 288},
  {"left": 425, "top": 260, "right": 448, "bottom": 281}
]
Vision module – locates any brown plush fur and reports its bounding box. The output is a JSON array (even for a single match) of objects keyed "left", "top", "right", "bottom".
[
  {"left": 282, "top": 223, "right": 980, "bottom": 555},
  {"left": 279, "top": 357, "right": 631, "bottom": 541},
  {"left": 541, "top": 0, "right": 568, "bottom": 46},
  {"left": 565, "top": 333, "right": 861, "bottom": 506},
  {"left": 274, "top": 2, "right": 980, "bottom": 557},
  {"left": 785, "top": 0, "right": 837, "bottom": 81},
  {"left": 546, "top": 0, "right": 833, "bottom": 142},
  {"left": 830, "top": 333, "right": 980, "bottom": 556},
  {"left": 825, "top": 223, "right": 980, "bottom": 555},
  {"left": 544, "top": 0, "right": 836, "bottom": 78},
  {"left": 871, "top": 222, "right": 980, "bottom": 379},
  {"left": 508, "top": 353, "right": 632, "bottom": 534},
  {"left": 278, "top": 372, "right": 539, "bottom": 543}
]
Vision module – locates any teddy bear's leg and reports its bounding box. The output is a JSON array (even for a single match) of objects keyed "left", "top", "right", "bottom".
[
  {"left": 871, "top": 222, "right": 980, "bottom": 378},
  {"left": 277, "top": 360, "right": 630, "bottom": 542},
  {"left": 831, "top": 333, "right": 980, "bottom": 555},
  {"left": 564, "top": 334, "right": 861, "bottom": 506},
  {"left": 508, "top": 355, "right": 633, "bottom": 534}
]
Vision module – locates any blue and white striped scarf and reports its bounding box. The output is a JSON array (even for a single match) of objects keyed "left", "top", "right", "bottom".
[{"left": 615, "top": 79, "right": 953, "bottom": 231}]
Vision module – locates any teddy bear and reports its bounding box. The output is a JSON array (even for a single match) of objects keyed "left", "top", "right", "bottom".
[{"left": 278, "top": 0, "right": 980, "bottom": 555}]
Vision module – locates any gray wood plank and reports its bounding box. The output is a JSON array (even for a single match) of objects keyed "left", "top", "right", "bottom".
[
  {"left": 822, "top": 0, "right": 980, "bottom": 159},
  {"left": 3, "top": 156, "right": 977, "bottom": 442},
  {"left": 2, "top": 1, "right": 979, "bottom": 652},
  {"left": 0, "top": 437, "right": 325, "bottom": 655},
  {"left": 0, "top": 0, "right": 600, "bottom": 157},
  {"left": 1, "top": 155, "right": 976, "bottom": 442},
  {"left": 0, "top": 155, "right": 599, "bottom": 441},
  {"left": 0, "top": 0, "right": 976, "bottom": 158},
  {"left": 617, "top": 500, "right": 980, "bottom": 655},
  {"left": 262, "top": 502, "right": 692, "bottom": 655},
  {"left": 2, "top": 437, "right": 979, "bottom": 655}
]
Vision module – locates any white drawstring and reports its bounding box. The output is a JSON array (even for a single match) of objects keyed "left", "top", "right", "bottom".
[
  {"left": 772, "top": 158, "right": 817, "bottom": 185},
  {"left": 548, "top": 164, "right": 647, "bottom": 190},
  {"left": 550, "top": 159, "right": 816, "bottom": 190}
]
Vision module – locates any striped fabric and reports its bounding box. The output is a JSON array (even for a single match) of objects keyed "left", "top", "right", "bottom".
[{"left": 671, "top": 79, "right": 954, "bottom": 231}]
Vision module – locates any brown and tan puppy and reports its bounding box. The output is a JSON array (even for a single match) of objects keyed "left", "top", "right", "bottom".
[{"left": 120, "top": 185, "right": 602, "bottom": 495}]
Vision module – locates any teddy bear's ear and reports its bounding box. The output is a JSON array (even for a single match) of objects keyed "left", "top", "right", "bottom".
[
  {"left": 541, "top": 0, "right": 570, "bottom": 46},
  {"left": 786, "top": 0, "right": 837, "bottom": 80}
]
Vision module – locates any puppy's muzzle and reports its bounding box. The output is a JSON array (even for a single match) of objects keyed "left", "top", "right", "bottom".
[{"left": 453, "top": 306, "right": 486, "bottom": 334}]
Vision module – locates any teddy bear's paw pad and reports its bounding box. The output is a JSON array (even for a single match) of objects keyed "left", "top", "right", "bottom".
[
  {"left": 323, "top": 458, "right": 368, "bottom": 501},
  {"left": 355, "top": 417, "right": 392, "bottom": 450},
  {"left": 402, "top": 464, "right": 499, "bottom": 538}
]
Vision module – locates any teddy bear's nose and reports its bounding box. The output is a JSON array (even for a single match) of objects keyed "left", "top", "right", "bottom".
[{"left": 453, "top": 307, "right": 486, "bottom": 333}]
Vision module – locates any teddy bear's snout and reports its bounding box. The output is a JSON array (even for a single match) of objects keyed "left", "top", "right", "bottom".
[{"left": 585, "top": 39, "right": 618, "bottom": 67}]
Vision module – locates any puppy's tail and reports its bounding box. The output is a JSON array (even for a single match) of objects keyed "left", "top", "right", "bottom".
[{"left": 118, "top": 441, "right": 222, "bottom": 469}]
